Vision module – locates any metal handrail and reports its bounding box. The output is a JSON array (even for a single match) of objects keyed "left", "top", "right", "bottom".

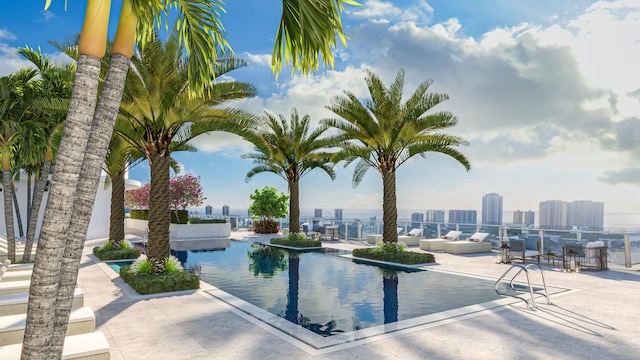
[{"left": 494, "top": 263, "right": 551, "bottom": 308}]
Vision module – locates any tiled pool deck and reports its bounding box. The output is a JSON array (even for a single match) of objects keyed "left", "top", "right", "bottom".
[{"left": 80, "top": 231, "right": 640, "bottom": 359}]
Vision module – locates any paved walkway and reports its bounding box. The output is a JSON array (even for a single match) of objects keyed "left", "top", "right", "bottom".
[{"left": 78, "top": 232, "right": 640, "bottom": 360}]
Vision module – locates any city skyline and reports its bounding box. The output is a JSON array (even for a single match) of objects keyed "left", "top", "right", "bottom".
[{"left": 2, "top": 1, "right": 640, "bottom": 216}]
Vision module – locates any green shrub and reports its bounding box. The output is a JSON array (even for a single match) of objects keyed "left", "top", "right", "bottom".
[
  {"left": 270, "top": 236, "right": 321, "bottom": 248},
  {"left": 130, "top": 255, "right": 156, "bottom": 275},
  {"left": 130, "top": 209, "right": 149, "bottom": 220},
  {"left": 170, "top": 209, "right": 189, "bottom": 224},
  {"left": 120, "top": 265, "right": 199, "bottom": 295},
  {"left": 164, "top": 255, "right": 184, "bottom": 273},
  {"left": 352, "top": 247, "right": 435, "bottom": 265},
  {"left": 188, "top": 218, "right": 227, "bottom": 224},
  {"left": 93, "top": 241, "right": 140, "bottom": 261}
]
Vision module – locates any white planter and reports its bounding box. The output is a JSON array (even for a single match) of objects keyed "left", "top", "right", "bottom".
[
  {"left": 125, "top": 218, "right": 149, "bottom": 232},
  {"left": 169, "top": 222, "right": 231, "bottom": 239}
]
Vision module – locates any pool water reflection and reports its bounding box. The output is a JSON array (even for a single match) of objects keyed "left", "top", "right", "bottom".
[{"left": 171, "top": 240, "right": 508, "bottom": 337}]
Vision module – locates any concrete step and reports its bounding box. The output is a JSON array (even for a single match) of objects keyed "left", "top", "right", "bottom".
[
  {"left": 0, "top": 306, "right": 95, "bottom": 346},
  {"left": 0, "top": 331, "right": 110, "bottom": 360},
  {"left": 0, "top": 270, "right": 32, "bottom": 282},
  {"left": 0, "top": 288, "right": 84, "bottom": 317}
]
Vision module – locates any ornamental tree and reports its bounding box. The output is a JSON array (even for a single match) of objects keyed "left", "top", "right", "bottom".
[
  {"left": 170, "top": 173, "right": 205, "bottom": 210},
  {"left": 124, "top": 182, "right": 150, "bottom": 209}
]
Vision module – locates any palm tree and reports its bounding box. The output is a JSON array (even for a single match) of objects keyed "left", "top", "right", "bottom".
[
  {"left": 243, "top": 109, "right": 337, "bottom": 233},
  {"left": 0, "top": 69, "right": 40, "bottom": 262},
  {"left": 322, "top": 69, "right": 471, "bottom": 246},
  {"left": 117, "top": 31, "right": 262, "bottom": 264},
  {"left": 26, "top": 1, "right": 358, "bottom": 356},
  {"left": 16, "top": 46, "right": 75, "bottom": 262}
]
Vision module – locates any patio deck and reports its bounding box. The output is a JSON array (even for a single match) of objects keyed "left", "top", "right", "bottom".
[{"left": 75, "top": 231, "right": 640, "bottom": 359}]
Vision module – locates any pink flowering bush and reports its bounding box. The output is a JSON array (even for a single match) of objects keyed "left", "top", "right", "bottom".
[
  {"left": 125, "top": 174, "right": 205, "bottom": 211},
  {"left": 170, "top": 173, "right": 206, "bottom": 210}
]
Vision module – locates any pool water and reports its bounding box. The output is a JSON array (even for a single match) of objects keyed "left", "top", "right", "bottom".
[{"left": 164, "top": 240, "right": 512, "bottom": 336}]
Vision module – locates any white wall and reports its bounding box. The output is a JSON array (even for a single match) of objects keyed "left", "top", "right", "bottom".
[{"left": 0, "top": 174, "right": 141, "bottom": 241}]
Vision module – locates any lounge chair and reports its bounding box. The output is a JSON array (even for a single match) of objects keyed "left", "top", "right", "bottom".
[
  {"left": 443, "top": 232, "right": 492, "bottom": 254},
  {"left": 507, "top": 238, "right": 540, "bottom": 263},
  {"left": 398, "top": 228, "right": 425, "bottom": 246},
  {"left": 419, "top": 230, "right": 462, "bottom": 251}
]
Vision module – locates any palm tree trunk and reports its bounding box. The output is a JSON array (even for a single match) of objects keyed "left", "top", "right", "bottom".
[
  {"left": 22, "top": 54, "right": 102, "bottom": 359},
  {"left": 50, "top": 54, "right": 130, "bottom": 357},
  {"left": 289, "top": 178, "right": 300, "bottom": 233},
  {"left": 2, "top": 169, "right": 16, "bottom": 262},
  {"left": 382, "top": 168, "right": 398, "bottom": 245},
  {"left": 23, "top": 160, "right": 51, "bottom": 262},
  {"left": 27, "top": 171, "right": 33, "bottom": 233},
  {"left": 382, "top": 271, "right": 399, "bottom": 324},
  {"left": 148, "top": 153, "right": 171, "bottom": 263},
  {"left": 109, "top": 168, "right": 126, "bottom": 243},
  {"left": 11, "top": 184, "right": 24, "bottom": 238}
]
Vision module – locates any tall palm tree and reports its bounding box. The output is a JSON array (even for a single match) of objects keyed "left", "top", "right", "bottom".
[
  {"left": 0, "top": 69, "right": 40, "bottom": 262},
  {"left": 243, "top": 109, "right": 337, "bottom": 233},
  {"left": 117, "top": 31, "right": 262, "bottom": 264},
  {"left": 26, "top": 1, "right": 359, "bottom": 357},
  {"left": 17, "top": 46, "right": 75, "bottom": 262},
  {"left": 323, "top": 69, "right": 471, "bottom": 246}
]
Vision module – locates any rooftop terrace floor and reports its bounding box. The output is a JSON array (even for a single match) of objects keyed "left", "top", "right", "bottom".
[{"left": 78, "top": 231, "right": 640, "bottom": 360}]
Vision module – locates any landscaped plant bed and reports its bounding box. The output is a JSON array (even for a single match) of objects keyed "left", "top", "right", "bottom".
[
  {"left": 352, "top": 247, "right": 435, "bottom": 265},
  {"left": 93, "top": 242, "right": 140, "bottom": 261},
  {"left": 270, "top": 237, "right": 322, "bottom": 248},
  {"left": 120, "top": 265, "right": 199, "bottom": 295}
]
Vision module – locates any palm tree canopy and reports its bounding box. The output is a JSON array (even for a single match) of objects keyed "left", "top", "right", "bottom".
[
  {"left": 322, "top": 68, "right": 471, "bottom": 186},
  {"left": 117, "top": 30, "right": 263, "bottom": 160},
  {"left": 243, "top": 108, "right": 337, "bottom": 183}
]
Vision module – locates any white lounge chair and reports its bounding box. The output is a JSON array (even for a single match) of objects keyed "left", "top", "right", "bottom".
[
  {"left": 419, "top": 230, "right": 462, "bottom": 251},
  {"left": 398, "top": 228, "right": 425, "bottom": 246},
  {"left": 443, "top": 232, "right": 492, "bottom": 254}
]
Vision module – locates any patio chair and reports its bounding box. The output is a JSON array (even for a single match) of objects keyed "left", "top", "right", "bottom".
[{"left": 507, "top": 238, "right": 540, "bottom": 263}]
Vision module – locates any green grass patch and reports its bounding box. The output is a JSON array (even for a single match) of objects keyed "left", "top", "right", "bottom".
[
  {"left": 270, "top": 237, "right": 322, "bottom": 248},
  {"left": 119, "top": 265, "right": 200, "bottom": 295},
  {"left": 352, "top": 248, "right": 435, "bottom": 265}
]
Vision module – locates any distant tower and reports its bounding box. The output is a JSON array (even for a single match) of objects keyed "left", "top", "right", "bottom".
[
  {"left": 482, "top": 193, "right": 503, "bottom": 225},
  {"left": 411, "top": 212, "right": 424, "bottom": 229},
  {"left": 334, "top": 208, "right": 343, "bottom": 220},
  {"left": 222, "top": 205, "right": 229, "bottom": 216},
  {"left": 426, "top": 209, "right": 445, "bottom": 223},
  {"left": 205, "top": 204, "right": 213, "bottom": 216},
  {"left": 524, "top": 211, "right": 535, "bottom": 226},
  {"left": 314, "top": 208, "right": 323, "bottom": 218},
  {"left": 513, "top": 210, "right": 524, "bottom": 224},
  {"left": 539, "top": 200, "right": 567, "bottom": 229},
  {"left": 449, "top": 210, "right": 477, "bottom": 224}
]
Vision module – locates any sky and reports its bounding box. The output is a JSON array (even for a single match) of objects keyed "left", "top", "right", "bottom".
[{"left": 2, "top": 0, "right": 640, "bottom": 224}]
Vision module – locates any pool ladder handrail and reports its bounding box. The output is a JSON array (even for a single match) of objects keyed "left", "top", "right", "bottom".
[{"left": 494, "top": 263, "right": 551, "bottom": 308}]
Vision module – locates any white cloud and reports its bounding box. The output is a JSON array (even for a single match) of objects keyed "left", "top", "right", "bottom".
[
  {"left": 350, "top": 0, "right": 433, "bottom": 23},
  {"left": 39, "top": 10, "right": 55, "bottom": 22},
  {"left": 0, "top": 29, "right": 17, "bottom": 40}
]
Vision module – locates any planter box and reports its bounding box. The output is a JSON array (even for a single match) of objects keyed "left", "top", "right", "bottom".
[
  {"left": 169, "top": 223, "right": 231, "bottom": 239},
  {"left": 125, "top": 219, "right": 231, "bottom": 239}
]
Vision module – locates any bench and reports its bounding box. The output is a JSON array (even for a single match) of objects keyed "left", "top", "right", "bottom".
[
  {"left": 0, "top": 288, "right": 84, "bottom": 316},
  {"left": 0, "top": 306, "right": 95, "bottom": 346},
  {"left": 0, "top": 331, "right": 110, "bottom": 360}
]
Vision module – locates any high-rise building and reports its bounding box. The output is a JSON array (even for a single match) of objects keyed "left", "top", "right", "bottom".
[
  {"left": 567, "top": 200, "right": 604, "bottom": 230},
  {"left": 314, "top": 208, "right": 323, "bottom": 218},
  {"left": 539, "top": 200, "right": 568, "bottom": 229},
  {"left": 448, "top": 210, "right": 477, "bottom": 224},
  {"left": 426, "top": 209, "right": 445, "bottom": 223},
  {"left": 524, "top": 211, "right": 535, "bottom": 226},
  {"left": 334, "top": 208, "right": 343, "bottom": 220},
  {"left": 205, "top": 204, "right": 212, "bottom": 215},
  {"left": 513, "top": 210, "right": 524, "bottom": 224},
  {"left": 482, "top": 193, "right": 503, "bottom": 225},
  {"left": 411, "top": 212, "right": 424, "bottom": 229},
  {"left": 222, "top": 205, "right": 229, "bottom": 216}
]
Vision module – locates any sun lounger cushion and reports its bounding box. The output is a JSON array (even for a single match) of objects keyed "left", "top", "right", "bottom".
[{"left": 467, "top": 232, "right": 489, "bottom": 242}]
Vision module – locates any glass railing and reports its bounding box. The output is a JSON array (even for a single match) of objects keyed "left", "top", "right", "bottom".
[{"left": 253, "top": 218, "right": 640, "bottom": 269}]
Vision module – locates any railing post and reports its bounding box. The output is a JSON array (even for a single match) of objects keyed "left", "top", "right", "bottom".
[
  {"left": 437, "top": 223, "right": 441, "bottom": 238},
  {"left": 356, "top": 220, "right": 361, "bottom": 240},
  {"left": 624, "top": 233, "right": 632, "bottom": 268},
  {"left": 539, "top": 230, "right": 544, "bottom": 253}
]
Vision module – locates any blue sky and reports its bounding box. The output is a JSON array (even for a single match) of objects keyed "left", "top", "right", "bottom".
[{"left": 2, "top": 1, "right": 640, "bottom": 224}]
